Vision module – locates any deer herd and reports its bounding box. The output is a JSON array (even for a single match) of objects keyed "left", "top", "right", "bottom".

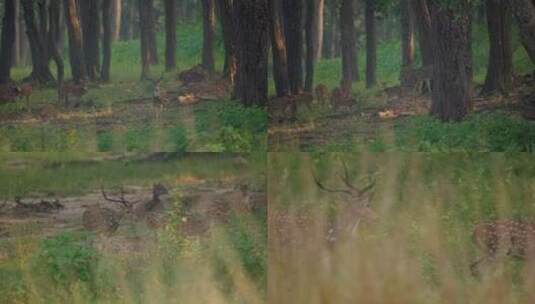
[{"left": 270, "top": 162, "right": 535, "bottom": 278}]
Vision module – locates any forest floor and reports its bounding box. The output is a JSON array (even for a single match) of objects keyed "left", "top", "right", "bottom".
[
  {"left": 0, "top": 154, "right": 267, "bottom": 302},
  {"left": 268, "top": 72, "right": 535, "bottom": 152}
]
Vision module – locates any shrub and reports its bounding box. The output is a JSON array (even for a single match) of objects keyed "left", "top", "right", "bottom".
[
  {"left": 168, "top": 125, "right": 189, "bottom": 153},
  {"left": 97, "top": 131, "right": 114, "bottom": 152}
]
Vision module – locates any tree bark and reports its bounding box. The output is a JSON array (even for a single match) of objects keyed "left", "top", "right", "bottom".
[
  {"left": 511, "top": 0, "right": 535, "bottom": 64},
  {"left": 80, "top": 0, "right": 101, "bottom": 80},
  {"left": 102, "top": 0, "right": 113, "bottom": 81},
  {"left": 270, "top": 0, "right": 289, "bottom": 97},
  {"left": 112, "top": 0, "right": 122, "bottom": 41},
  {"left": 138, "top": 0, "right": 151, "bottom": 79},
  {"left": 146, "top": 0, "right": 158, "bottom": 64},
  {"left": 217, "top": 0, "right": 236, "bottom": 86},
  {"left": 340, "top": 0, "right": 356, "bottom": 92},
  {"left": 64, "top": 0, "right": 86, "bottom": 83},
  {"left": 283, "top": 0, "right": 304, "bottom": 94},
  {"left": 202, "top": 0, "right": 215, "bottom": 71},
  {"left": 48, "top": 0, "right": 64, "bottom": 101},
  {"left": 401, "top": 0, "right": 415, "bottom": 68},
  {"left": 365, "top": 0, "right": 376, "bottom": 88},
  {"left": 305, "top": 0, "right": 316, "bottom": 92},
  {"left": 482, "top": 0, "right": 513, "bottom": 95},
  {"left": 323, "top": 0, "right": 338, "bottom": 59},
  {"left": 429, "top": 3, "right": 472, "bottom": 122},
  {"left": 120, "top": 0, "right": 134, "bottom": 40},
  {"left": 233, "top": 0, "right": 269, "bottom": 106},
  {"left": 411, "top": 0, "right": 433, "bottom": 66},
  {"left": 165, "top": 0, "right": 177, "bottom": 70},
  {"left": 0, "top": 0, "right": 16, "bottom": 84},
  {"left": 313, "top": 0, "right": 325, "bottom": 60},
  {"left": 21, "top": 0, "right": 54, "bottom": 83}
]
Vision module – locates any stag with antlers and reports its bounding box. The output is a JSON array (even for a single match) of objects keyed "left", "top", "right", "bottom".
[{"left": 312, "top": 162, "right": 378, "bottom": 244}]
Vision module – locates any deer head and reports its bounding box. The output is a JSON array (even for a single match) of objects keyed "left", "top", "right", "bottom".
[{"left": 312, "top": 161, "right": 378, "bottom": 242}]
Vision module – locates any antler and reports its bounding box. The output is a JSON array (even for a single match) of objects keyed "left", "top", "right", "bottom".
[
  {"left": 101, "top": 185, "right": 136, "bottom": 209},
  {"left": 312, "top": 161, "right": 376, "bottom": 198}
]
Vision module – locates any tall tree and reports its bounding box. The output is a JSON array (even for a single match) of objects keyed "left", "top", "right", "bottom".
[
  {"left": 482, "top": 0, "right": 513, "bottom": 95},
  {"left": 400, "top": 0, "right": 414, "bottom": 68},
  {"left": 313, "top": 0, "right": 325, "bottom": 60},
  {"left": 323, "top": 0, "right": 338, "bottom": 59},
  {"left": 269, "top": 0, "right": 290, "bottom": 97},
  {"left": 48, "top": 0, "right": 64, "bottom": 101},
  {"left": 80, "top": 0, "right": 101, "bottom": 80},
  {"left": 138, "top": 0, "right": 152, "bottom": 79},
  {"left": 217, "top": 0, "right": 236, "bottom": 85},
  {"left": 428, "top": 1, "right": 472, "bottom": 121},
  {"left": 365, "top": 0, "right": 376, "bottom": 88},
  {"left": 411, "top": 0, "right": 433, "bottom": 66},
  {"left": 112, "top": 0, "right": 122, "bottom": 41},
  {"left": 146, "top": 0, "right": 158, "bottom": 64},
  {"left": 164, "top": 0, "right": 177, "bottom": 70},
  {"left": 102, "top": 0, "right": 113, "bottom": 81},
  {"left": 283, "top": 0, "right": 304, "bottom": 94},
  {"left": 202, "top": 0, "right": 215, "bottom": 71},
  {"left": 233, "top": 0, "right": 269, "bottom": 106},
  {"left": 21, "top": 0, "right": 54, "bottom": 83},
  {"left": 511, "top": 0, "right": 535, "bottom": 64},
  {"left": 305, "top": 0, "right": 317, "bottom": 92},
  {"left": 340, "top": 0, "right": 356, "bottom": 93},
  {"left": 0, "top": 0, "right": 16, "bottom": 84},
  {"left": 64, "top": 0, "right": 86, "bottom": 82}
]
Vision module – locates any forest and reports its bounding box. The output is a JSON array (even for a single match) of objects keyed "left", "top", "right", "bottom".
[
  {"left": 0, "top": 0, "right": 532, "bottom": 152},
  {"left": 0, "top": 1, "right": 535, "bottom": 303}
]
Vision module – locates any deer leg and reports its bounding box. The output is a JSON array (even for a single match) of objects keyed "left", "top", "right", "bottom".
[{"left": 26, "top": 96, "right": 31, "bottom": 113}]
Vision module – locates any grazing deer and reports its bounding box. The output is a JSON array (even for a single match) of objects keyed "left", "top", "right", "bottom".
[
  {"left": 470, "top": 220, "right": 535, "bottom": 276},
  {"left": 13, "top": 83, "right": 33, "bottom": 112},
  {"left": 400, "top": 65, "right": 433, "bottom": 95},
  {"left": 315, "top": 84, "right": 330, "bottom": 105},
  {"left": 152, "top": 76, "right": 169, "bottom": 120},
  {"left": 82, "top": 184, "right": 170, "bottom": 234},
  {"left": 61, "top": 83, "right": 88, "bottom": 108},
  {"left": 331, "top": 87, "right": 355, "bottom": 111}
]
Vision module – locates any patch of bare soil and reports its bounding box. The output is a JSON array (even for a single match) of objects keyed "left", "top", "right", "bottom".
[{"left": 0, "top": 181, "right": 265, "bottom": 256}]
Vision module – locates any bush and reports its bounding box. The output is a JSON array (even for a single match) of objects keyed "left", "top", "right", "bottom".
[
  {"left": 395, "top": 113, "right": 535, "bottom": 152},
  {"left": 217, "top": 102, "right": 267, "bottom": 134},
  {"left": 124, "top": 127, "right": 152, "bottom": 152},
  {"left": 32, "top": 232, "right": 98, "bottom": 287},
  {"left": 217, "top": 127, "right": 253, "bottom": 152},
  {"left": 168, "top": 125, "right": 189, "bottom": 153},
  {"left": 97, "top": 131, "right": 114, "bottom": 152}
]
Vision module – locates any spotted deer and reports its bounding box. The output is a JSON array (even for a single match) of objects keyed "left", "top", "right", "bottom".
[
  {"left": 400, "top": 65, "right": 433, "bottom": 95},
  {"left": 82, "top": 183, "right": 170, "bottom": 234},
  {"left": 61, "top": 83, "right": 88, "bottom": 107},
  {"left": 315, "top": 84, "right": 330, "bottom": 105},
  {"left": 331, "top": 87, "right": 355, "bottom": 111},
  {"left": 14, "top": 83, "right": 33, "bottom": 112},
  {"left": 470, "top": 220, "right": 535, "bottom": 275}
]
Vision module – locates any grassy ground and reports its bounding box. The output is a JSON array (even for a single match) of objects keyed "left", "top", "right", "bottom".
[
  {"left": 269, "top": 153, "right": 535, "bottom": 303},
  {"left": 0, "top": 153, "right": 267, "bottom": 303},
  {"left": 270, "top": 24, "right": 535, "bottom": 152}
]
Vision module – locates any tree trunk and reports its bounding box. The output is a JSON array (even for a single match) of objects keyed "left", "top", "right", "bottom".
[
  {"left": 233, "top": 0, "right": 269, "bottom": 106},
  {"left": 112, "top": 0, "right": 122, "bottom": 41},
  {"left": 64, "top": 0, "right": 86, "bottom": 82},
  {"left": 305, "top": 0, "right": 316, "bottom": 92},
  {"left": 482, "top": 0, "right": 513, "bottom": 95},
  {"left": 511, "top": 0, "right": 535, "bottom": 64},
  {"left": 202, "top": 0, "right": 215, "bottom": 71},
  {"left": 13, "top": 0, "right": 21, "bottom": 66},
  {"left": 146, "top": 0, "right": 158, "bottom": 64},
  {"left": 429, "top": 3, "right": 472, "bottom": 122},
  {"left": 80, "top": 0, "right": 101, "bottom": 80},
  {"left": 217, "top": 0, "right": 236, "bottom": 86},
  {"left": 21, "top": 0, "right": 54, "bottom": 83},
  {"left": 102, "top": 0, "right": 113, "bottom": 81},
  {"left": 323, "top": 0, "right": 337, "bottom": 59},
  {"left": 138, "top": 0, "right": 151, "bottom": 79},
  {"left": 340, "top": 0, "right": 356, "bottom": 93},
  {"left": 48, "top": 0, "right": 64, "bottom": 102},
  {"left": 365, "top": 0, "right": 376, "bottom": 88},
  {"left": 0, "top": 0, "right": 16, "bottom": 84},
  {"left": 270, "top": 0, "right": 290, "bottom": 97},
  {"left": 313, "top": 0, "right": 325, "bottom": 60},
  {"left": 400, "top": 0, "right": 415, "bottom": 68},
  {"left": 120, "top": 0, "right": 133, "bottom": 40},
  {"left": 283, "top": 0, "right": 304, "bottom": 95},
  {"left": 411, "top": 0, "right": 433, "bottom": 66},
  {"left": 165, "top": 0, "right": 177, "bottom": 70}
]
